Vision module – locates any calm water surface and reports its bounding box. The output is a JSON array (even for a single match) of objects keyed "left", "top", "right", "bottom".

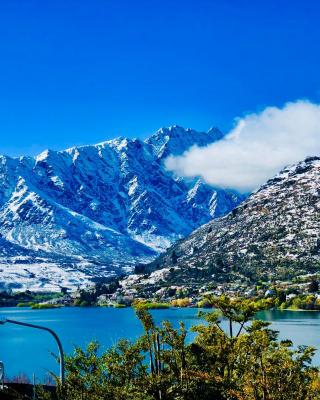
[{"left": 1, "top": 307, "right": 320, "bottom": 381}]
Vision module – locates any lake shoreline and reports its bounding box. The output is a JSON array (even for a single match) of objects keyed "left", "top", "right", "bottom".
[
  {"left": 2, "top": 305, "right": 320, "bottom": 380},
  {"left": 3, "top": 304, "right": 320, "bottom": 313}
]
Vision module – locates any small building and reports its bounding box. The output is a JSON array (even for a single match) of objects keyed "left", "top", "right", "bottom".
[
  {"left": 264, "top": 289, "right": 276, "bottom": 297},
  {"left": 286, "top": 293, "right": 297, "bottom": 301}
]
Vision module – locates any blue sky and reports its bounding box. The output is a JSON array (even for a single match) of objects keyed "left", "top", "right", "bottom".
[{"left": 1, "top": 0, "right": 320, "bottom": 156}]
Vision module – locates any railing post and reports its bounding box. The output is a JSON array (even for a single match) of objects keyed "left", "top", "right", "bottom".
[{"left": 0, "top": 361, "right": 4, "bottom": 390}]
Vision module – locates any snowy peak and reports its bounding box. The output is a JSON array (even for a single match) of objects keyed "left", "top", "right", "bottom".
[
  {"left": 0, "top": 125, "right": 243, "bottom": 291},
  {"left": 145, "top": 125, "right": 223, "bottom": 160}
]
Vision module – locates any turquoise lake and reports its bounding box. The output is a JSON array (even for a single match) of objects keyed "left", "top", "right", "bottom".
[{"left": 1, "top": 307, "right": 320, "bottom": 382}]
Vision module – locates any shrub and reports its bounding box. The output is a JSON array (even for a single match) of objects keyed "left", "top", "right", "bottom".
[
  {"left": 35, "top": 296, "right": 320, "bottom": 400},
  {"left": 171, "top": 298, "right": 190, "bottom": 307},
  {"left": 17, "top": 302, "right": 34, "bottom": 307},
  {"left": 134, "top": 301, "right": 170, "bottom": 310},
  {"left": 31, "top": 303, "right": 61, "bottom": 310}
]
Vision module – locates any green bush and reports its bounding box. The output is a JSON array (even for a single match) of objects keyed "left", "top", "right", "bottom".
[
  {"left": 134, "top": 301, "right": 170, "bottom": 310},
  {"left": 38, "top": 295, "right": 320, "bottom": 400},
  {"left": 17, "top": 302, "right": 34, "bottom": 307},
  {"left": 31, "top": 303, "right": 61, "bottom": 310}
]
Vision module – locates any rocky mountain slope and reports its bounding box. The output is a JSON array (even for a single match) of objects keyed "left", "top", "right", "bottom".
[
  {"left": 0, "top": 125, "right": 243, "bottom": 291},
  {"left": 138, "top": 156, "right": 320, "bottom": 287}
]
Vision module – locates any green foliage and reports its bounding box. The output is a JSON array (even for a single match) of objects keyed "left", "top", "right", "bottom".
[
  {"left": 0, "top": 290, "right": 63, "bottom": 307},
  {"left": 280, "top": 294, "right": 320, "bottom": 311},
  {"left": 36, "top": 296, "right": 320, "bottom": 400},
  {"left": 171, "top": 298, "right": 190, "bottom": 307},
  {"left": 31, "top": 303, "right": 62, "bottom": 310},
  {"left": 134, "top": 301, "right": 170, "bottom": 310},
  {"left": 16, "top": 302, "right": 35, "bottom": 307},
  {"left": 197, "top": 298, "right": 212, "bottom": 308},
  {"left": 113, "top": 303, "right": 127, "bottom": 308},
  {"left": 198, "top": 291, "right": 320, "bottom": 313}
]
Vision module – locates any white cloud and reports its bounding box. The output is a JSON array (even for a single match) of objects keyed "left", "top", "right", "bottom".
[{"left": 165, "top": 100, "right": 320, "bottom": 192}]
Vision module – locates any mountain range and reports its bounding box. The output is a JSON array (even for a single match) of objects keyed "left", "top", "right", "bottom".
[
  {"left": 138, "top": 156, "right": 320, "bottom": 289},
  {"left": 0, "top": 126, "right": 244, "bottom": 291}
]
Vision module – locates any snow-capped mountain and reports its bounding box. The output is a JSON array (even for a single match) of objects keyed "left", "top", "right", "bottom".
[
  {"left": 140, "top": 156, "right": 320, "bottom": 287},
  {"left": 0, "top": 125, "right": 243, "bottom": 291}
]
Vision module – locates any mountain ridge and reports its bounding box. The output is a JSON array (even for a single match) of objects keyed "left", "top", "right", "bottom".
[
  {"left": 0, "top": 125, "right": 243, "bottom": 291},
  {"left": 133, "top": 156, "right": 320, "bottom": 290}
]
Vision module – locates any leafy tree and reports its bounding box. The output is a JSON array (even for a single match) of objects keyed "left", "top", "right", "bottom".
[{"left": 35, "top": 296, "right": 320, "bottom": 400}]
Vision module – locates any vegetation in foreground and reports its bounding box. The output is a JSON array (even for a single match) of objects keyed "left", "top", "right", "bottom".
[{"left": 4, "top": 296, "right": 319, "bottom": 400}]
